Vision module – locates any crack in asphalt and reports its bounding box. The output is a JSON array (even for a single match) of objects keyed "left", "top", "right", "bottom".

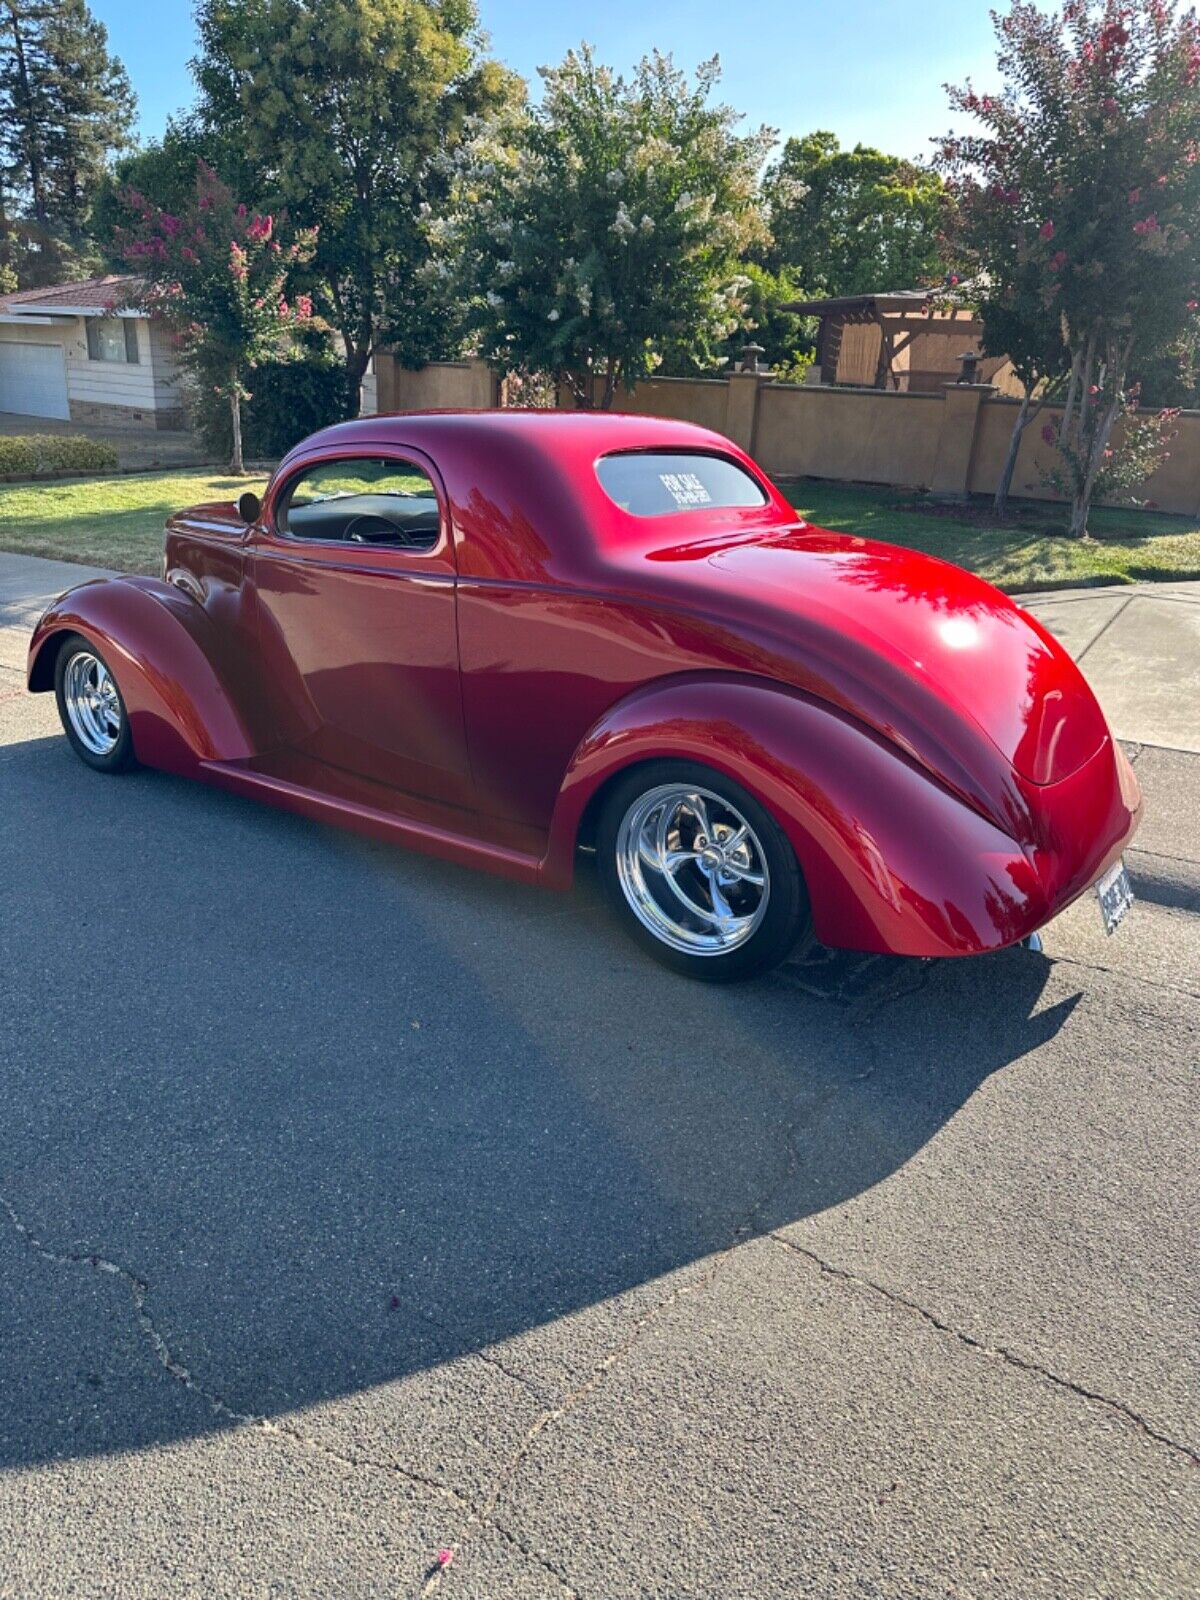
[
  {"left": 422, "top": 956, "right": 941, "bottom": 1596},
  {"left": 0, "top": 953, "right": 925, "bottom": 1600},
  {"left": 1044, "top": 952, "right": 1200, "bottom": 1004},
  {"left": 768, "top": 1233, "right": 1200, "bottom": 1468},
  {"left": 1131, "top": 844, "right": 1200, "bottom": 870},
  {"left": 0, "top": 1192, "right": 581, "bottom": 1600},
  {"left": 2, "top": 941, "right": 1188, "bottom": 1596}
]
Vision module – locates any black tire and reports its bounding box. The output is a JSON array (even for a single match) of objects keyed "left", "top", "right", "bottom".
[
  {"left": 53, "top": 634, "right": 137, "bottom": 774},
  {"left": 596, "top": 760, "right": 813, "bottom": 981}
]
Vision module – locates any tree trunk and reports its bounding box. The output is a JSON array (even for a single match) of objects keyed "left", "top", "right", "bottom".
[
  {"left": 994, "top": 387, "right": 1032, "bottom": 518},
  {"left": 600, "top": 355, "right": 617, "bottom": 410},
  {"left": 1068, "top": 388, "right": 1121, "bottom": 540},
  {"left": 229, "top": 389, "right": 244, "bottom": 474},
  {"left": 345, "top": 341, "right": 372, "bottom": 418}
]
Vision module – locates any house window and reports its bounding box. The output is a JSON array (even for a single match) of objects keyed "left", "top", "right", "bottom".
[{"left": 86, "top": 318, "right": 139, "bottom": 364}]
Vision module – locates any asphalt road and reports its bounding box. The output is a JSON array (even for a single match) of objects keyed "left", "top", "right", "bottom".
[{"left": 1, "top": 574, "right": 1197, "bottom": 1599}]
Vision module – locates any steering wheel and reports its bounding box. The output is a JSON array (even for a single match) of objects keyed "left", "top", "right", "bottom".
[{"left": 344, "top": 514, "right": 401, "bottom": 544}]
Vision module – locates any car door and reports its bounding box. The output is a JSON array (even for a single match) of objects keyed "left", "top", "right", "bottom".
[{"left": 251, "top": 446, "right": 473, "bottom": 809}]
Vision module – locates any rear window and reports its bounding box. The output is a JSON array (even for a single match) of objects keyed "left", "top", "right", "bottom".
[{"left": 596, "top": 452, "right": 767, "bottom": 517}]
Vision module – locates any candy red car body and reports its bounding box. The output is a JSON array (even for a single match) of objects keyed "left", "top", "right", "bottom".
[{"left": 28, "top": 410, "right": 1140, "bottom": 977}]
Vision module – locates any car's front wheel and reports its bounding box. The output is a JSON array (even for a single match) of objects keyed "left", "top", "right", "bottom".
[
  {"left": 54, "top": 634, "right": 136, "bottom": 773},
  {"left": 596, "top": 761, "right": 812, "bottom": 981}
]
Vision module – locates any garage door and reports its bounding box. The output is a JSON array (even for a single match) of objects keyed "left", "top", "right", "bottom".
[{"left": 0, "top": 341, "right": 70, "bottom": 420}]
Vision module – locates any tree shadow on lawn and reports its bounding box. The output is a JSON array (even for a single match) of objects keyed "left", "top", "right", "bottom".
[{"left": 0, "top": 737, "right": 1077, "bottom": 1471}]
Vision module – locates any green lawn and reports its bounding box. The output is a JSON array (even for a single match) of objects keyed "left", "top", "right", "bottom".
[
  {"left": 0, "top": 469, "right": 268, "bottom": 575},
  {"left": 780, "top": 479, "right": 1200, "bottom": 591},
  {"left": 1, "top": 467, "right": 1198, "bottom": 591}
]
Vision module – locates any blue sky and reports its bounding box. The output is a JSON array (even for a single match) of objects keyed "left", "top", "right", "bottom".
[{"left": 92, "top": 0, "right": 1005, "bottom": 163}]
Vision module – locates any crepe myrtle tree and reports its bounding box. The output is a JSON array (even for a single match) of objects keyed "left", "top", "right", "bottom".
[
  {"left": 119, "top": 162, "right": 317, "bottom": 472},
  {"left": 938, "top": 257, "right": 1071, "bottom": 517},
  {"left": 429, "top": 47, "right": 773, "bottom": 408},
  {"left": 940, "top": 1, "right": 1200, "bottom": 537}
]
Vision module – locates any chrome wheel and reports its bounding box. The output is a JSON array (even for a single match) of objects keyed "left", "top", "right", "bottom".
[
  {"left": 615, "top": 784, "right": 771, "bottom": 956},
  {"left": 63, "top": 650, "right": 122, "bottom": 756}
]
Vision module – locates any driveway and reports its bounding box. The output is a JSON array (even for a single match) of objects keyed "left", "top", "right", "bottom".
[
  {"left": 0, "top": 409, "right": 206, "bottom": 471},
  {"left": 0, "top": 556, "right": 1196, "bottom": 1598}
]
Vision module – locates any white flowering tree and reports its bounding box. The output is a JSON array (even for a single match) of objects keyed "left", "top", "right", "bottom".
[{"left": 428, "top": 47, "right": 773, "bottom": 407}]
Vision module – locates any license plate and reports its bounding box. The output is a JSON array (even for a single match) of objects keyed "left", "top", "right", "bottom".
[{"left": 1096, "top": 859, "right": 1133, "bottom": 935}]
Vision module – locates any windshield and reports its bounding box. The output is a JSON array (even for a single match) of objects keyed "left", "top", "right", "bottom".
[{"left": 596, "top": 451, "right": 768, "bottom": 517}]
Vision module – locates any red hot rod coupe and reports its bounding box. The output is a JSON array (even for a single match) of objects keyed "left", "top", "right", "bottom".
[{"left": 28, "top": 411, "right": 1139, "bottom": 979}]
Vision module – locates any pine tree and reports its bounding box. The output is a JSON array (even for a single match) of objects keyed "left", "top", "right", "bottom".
[{"left": 0, "top": 0, "right": 134, "bottom": 285}]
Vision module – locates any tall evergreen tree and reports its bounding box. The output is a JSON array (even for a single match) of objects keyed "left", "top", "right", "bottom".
[{"left": 0, "top": 0, "right": 134, "bottom": 285}]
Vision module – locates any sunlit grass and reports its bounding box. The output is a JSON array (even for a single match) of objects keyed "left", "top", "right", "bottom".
[
  {"left": 779, "top": 479, "right": 1200, "bottom": 591},
  {"left": 0, "top": 469, "right": 268, "bottom": 575}
]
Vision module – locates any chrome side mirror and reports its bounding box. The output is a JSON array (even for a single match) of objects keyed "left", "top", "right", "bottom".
[{"left": 237, "top": 490, "right": 261, "bottom": 524}]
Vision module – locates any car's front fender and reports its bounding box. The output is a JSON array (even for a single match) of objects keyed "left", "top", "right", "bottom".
[
  {"left": 27, "top": 576, "right": 254, "bottom": 775},
  {"left": 545, "top": 673, "right": 1049, "bottom": 957}
]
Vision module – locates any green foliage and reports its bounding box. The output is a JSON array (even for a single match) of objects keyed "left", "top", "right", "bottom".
[
  {"left": 431, "top": 46, "right": 773, "bottom": 406},
  {"left": 191, "top": 0, "right": 521, "bottom": 406},
  {"left": 762, "top": 131, "right": 950, "bottom": 296},
  {"left": 940, "top": 1, "right": 1200, "bottom": 535},
  {"left": 189, "top": 356, "right": 351, "bottom": 461},
  {"left": 119, "top": 161, "right": 318, "bottom": 469},
  {"left": 1129, "top": 334, "right": 1200, "bottom": 406},
  {"left": 710, "top": 262, "right": 817, "bottom": 379},
  {"left": 91, "top": 116, "right": 256, "bottom": 262},
  {"left": 0, "top": 0, "right": 135, "bottom": 285},
  {"left": 1042, "top": 396, "right": 1180, "bottom": 507},
  {"left": 0, "top": 431, "right": 118, "bottom": 476}
]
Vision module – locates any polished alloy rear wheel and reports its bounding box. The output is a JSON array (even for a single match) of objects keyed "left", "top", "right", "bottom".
[
  {"left": 54, "top": 636, "right": 135, "bottom": 773},
  {"left": 597, "top": 761, "right": 811, "bottom": 981},
  {"left": 616, "top": 784, "right": 770, "bottom": 955}
]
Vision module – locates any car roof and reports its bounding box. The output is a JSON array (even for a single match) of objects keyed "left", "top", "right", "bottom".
[
  {"left": 291, "top": 408, "right": 741, "bottom": 463},
  {"left": 275, "top": 408, "right": 794, "bottom": 585}
]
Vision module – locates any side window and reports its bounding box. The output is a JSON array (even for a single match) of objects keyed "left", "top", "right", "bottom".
[{"left": 278, "top": 456, "right": 441, "bottom": 550}]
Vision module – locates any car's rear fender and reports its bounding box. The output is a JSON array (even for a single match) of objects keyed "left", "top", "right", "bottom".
[
  {"left": 546, "top": 673, "right": 1053, "bottom": 957},
  {"left": 27, "top": 576, "right": 254, "bottom": 774}
]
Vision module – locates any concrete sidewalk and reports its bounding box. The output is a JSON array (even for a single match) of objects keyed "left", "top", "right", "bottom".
[
  {"left": 1023, "top": 581, "right": 1200, "bottom": 753},
  {"left": 3, "top": 552, "right": 1198, "bottom": 752}
]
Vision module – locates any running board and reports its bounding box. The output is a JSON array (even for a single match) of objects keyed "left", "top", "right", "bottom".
[{"left": 198, "top": 758, "right": 546, "bottom": 886}]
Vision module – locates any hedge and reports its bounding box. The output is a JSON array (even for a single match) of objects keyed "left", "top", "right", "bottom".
[
  {"left": 0, "top": 433, "right": 120, "bottom": 478},
  {"left": 192, "top": 359, "right": 351, "bottom": 461}
]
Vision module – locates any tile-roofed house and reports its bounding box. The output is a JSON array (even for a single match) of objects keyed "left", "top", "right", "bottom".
[{"left": 0, "top": 274, "right": 184, "bottom": 429}]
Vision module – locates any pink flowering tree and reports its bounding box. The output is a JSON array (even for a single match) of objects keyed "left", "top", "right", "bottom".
[
  {"left": 118, "top": 162, "right": 318, "bottom": 472},
  {"left": 940, "top": 1, "right": 1200, "bottom": 536}
]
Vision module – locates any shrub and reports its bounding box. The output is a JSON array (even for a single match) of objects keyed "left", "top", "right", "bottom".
[
  {"left": 0, "top": 433, "right": 120, "bottom": 478},
  {"left": 190, "top": 358, "right": 351, "bottom": 462}
]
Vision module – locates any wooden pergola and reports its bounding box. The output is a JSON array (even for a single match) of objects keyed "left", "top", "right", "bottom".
[{"left": 782, "top": 291, "right": 982, "bottom": 391}]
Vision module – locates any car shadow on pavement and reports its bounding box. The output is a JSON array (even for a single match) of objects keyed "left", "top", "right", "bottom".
[{"left": 0, "top": 738, "right": 1078, "bottom": 1471}]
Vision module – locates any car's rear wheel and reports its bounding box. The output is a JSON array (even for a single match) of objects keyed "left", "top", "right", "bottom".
[
  {"left": 596, "top": 761, "right": 812, "bottom": 981},
  {"left": 54, "top": 635, "right": 135, "bottom": 773}
]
